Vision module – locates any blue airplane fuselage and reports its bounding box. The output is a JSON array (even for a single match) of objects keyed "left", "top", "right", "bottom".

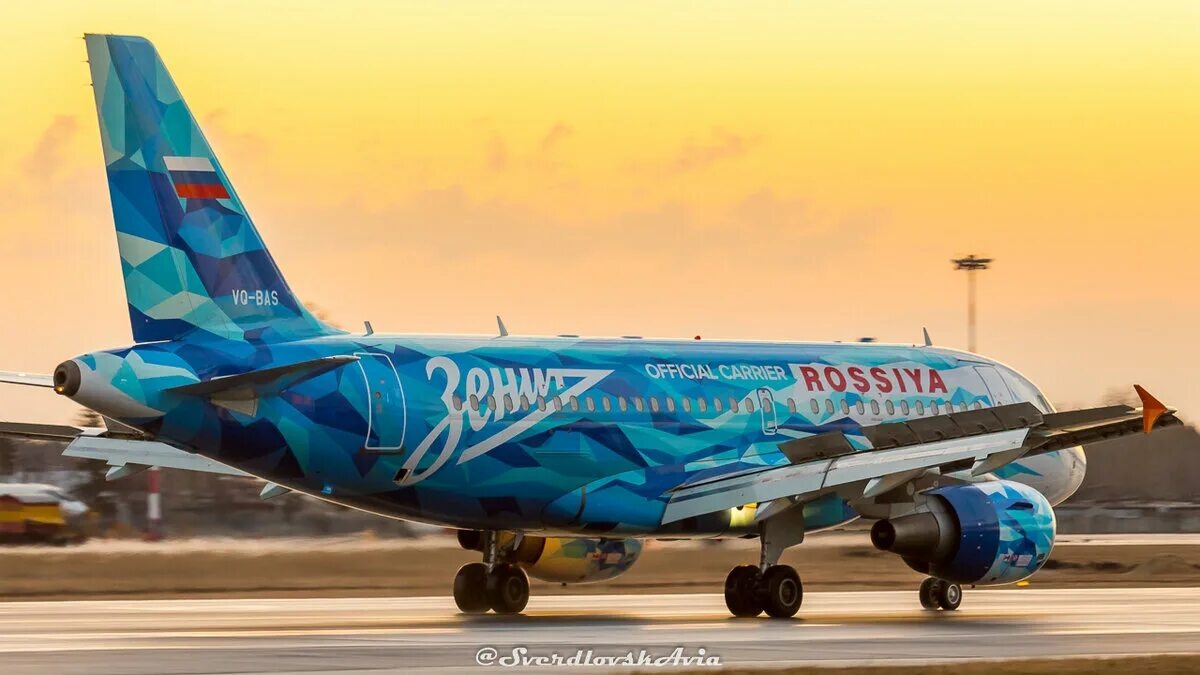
[{"left": 66, "top": 334, "right": 1085, "bottom": 537}]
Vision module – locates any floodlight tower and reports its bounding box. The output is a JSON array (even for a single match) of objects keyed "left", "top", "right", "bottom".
[{"left": 951, "top": 255, "right": 992, "bottom": 353}]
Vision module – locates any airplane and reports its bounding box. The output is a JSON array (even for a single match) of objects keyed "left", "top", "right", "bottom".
[{"left": 0, "top": 34, "right": 1182, "bottom": 617}]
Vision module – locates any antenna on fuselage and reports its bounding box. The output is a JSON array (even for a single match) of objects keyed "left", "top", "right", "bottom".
[
  {"left": 363, "top": 321, "right": 374, "bottom": 336},
  {"left": 922, "top": 327, "right": 933, "bottom": 347},
  {"left": 496, "top": 315, "right": 509, "bottom": 337}
]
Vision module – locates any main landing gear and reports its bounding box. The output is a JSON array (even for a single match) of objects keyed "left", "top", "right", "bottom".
[
  {"left": 724, "top": 502, "right": 806, "bottom": 618},
  {"left": 724, "top": 563, "right": 803, "bottom": 618},
  {"left": 453, "top": 531, "right": 531, "bottom": 615},
  {"left": 918, "top": 577, "right": 962, "bottom": 611}
]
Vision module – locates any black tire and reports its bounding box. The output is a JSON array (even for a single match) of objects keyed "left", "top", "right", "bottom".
[
  {"left": 936, "top": 581, "right": 962, "bottom": 611},
  {"left": 453, "top": 563, "right": 490, "bottom": 613},
  {"left": 486, "top": 563, "right": 530, "bottom": 615},
  {"left": 919, "top": 577, "right": 940, "bottom": 610},
  {"left": 724, "top": 565, "right": 763, "bottom": 617},
  {"left": 756, "top": 565, "right": 803, "bottom": 618}
]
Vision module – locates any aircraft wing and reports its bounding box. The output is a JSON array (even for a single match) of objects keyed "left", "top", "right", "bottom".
[{"left": 662, "top": 386, "right": 1181, "bottom": 525}]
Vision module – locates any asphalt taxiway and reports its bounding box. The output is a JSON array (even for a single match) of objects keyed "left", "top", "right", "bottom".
[{"left": 1, "top": 588, "right": 1198, "bottom": 673}]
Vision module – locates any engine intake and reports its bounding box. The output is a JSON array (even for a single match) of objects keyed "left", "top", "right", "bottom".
[{"left": 871, "top": 480, "right": 1056, "bottom": 585}]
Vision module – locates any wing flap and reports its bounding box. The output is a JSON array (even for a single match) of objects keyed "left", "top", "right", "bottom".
[{"left": 663, "top": 429, "right": 1028, "bottom": 524}]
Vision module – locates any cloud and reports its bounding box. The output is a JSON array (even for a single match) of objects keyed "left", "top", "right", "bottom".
[
  {"left": 201, "top": 109, "right": 270, "bottom": 159},
  {"left": 486, "top": 134, "right": 508, "bottom": 172},
  {"left": 539, "top": 123, "right": 574, "bottom": 153},
  {"left": 672, "top": 128, "right": 757, "bottom": 173},
  {"left": 20, "top": 116, "right": 77, "bottom": 181}
]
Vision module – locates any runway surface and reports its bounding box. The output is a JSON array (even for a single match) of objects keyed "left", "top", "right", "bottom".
[{"left": 2, "top": 588, "right": 1199, "bottom": 673}]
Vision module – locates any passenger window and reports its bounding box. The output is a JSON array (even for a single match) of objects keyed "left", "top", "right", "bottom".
[
  {"left": 915, "top": 400, "right": 925, "bottom": 415},
  {"left": 714, "top": 397, "right": 724, "bottom": 413},
  {"left": 485, "top": 395, "right": 496, "bottom": 410},
  {"left": 810, "top": 399, "right": 820, "bottom": 415},
  {"left": 602, "top": 396, "right": 612, "bottom": 412},
  {"left": 856, "top": 400, "right": 865, "bottom": 415},
  {"left": 633, "top": 397, "right": 645, "bottom": 412},
  {"left": 469, "top": 394, "right": 480, "bottom": 410},
  {"left": 885, "top": 400, "right": 895, "bottom": 415},
  {"left": 730, "top": 397, "right": 740, "bottom": 413},
  {"left": 825, "top": 399, "right": 834, "bottom": 414},
  {"left": 569, "top": 395, "right": 579, "bottom": 412},
  {"left": 553, "top": 396, "right": 563, "bottom": 411},
  {"left": 840, "top": 400, "right": 850, "bottom": 414},
  {"left": 931, "top": 401, "right": 940, "bottom": 415},
  {"left": 520, "top": 394, "right": 530, "bottom": 411},
  {"left": 619, "top": 397, "right": 628, "bottom": 412},
  {"left": 452, "top": 395, "right": 464, "bottom": 412},
  {"left": 681, "top": 397, "right": 692, "bottom": 413},
  {"left": 787, "top": 398, "right": 797, "bottom": 413},
  {"left": 649, "top": 397, "right": 660, "bottom": 413},
  {"left": 666, "top": 398, "right": 677, "bottom": 413},
  {"left": 586, "top": 397, "right": 596, "bottom": 412},
  {"left": 870, "top": 400, "right": 880, "bottom": 415},
  {"left": 973, "top": 401, "right": 983, "bottom": 410},
  {"left": 697, "top": 397, "right": 708, "bottom": 413},
  {"left": 959, "top": 402, "right": 968, "bottom": 412},
  {"left": 504, "top": 394, "right": 514, "bottom": 413},
  {"left": 900, "top": 400, "right": 910, "bottom": 415},
  {"left": 745, "top": 398, "right": 756, "bottom": 413},
  {"left": 537, "top": 395, "right": 547, "bottom": 411}
]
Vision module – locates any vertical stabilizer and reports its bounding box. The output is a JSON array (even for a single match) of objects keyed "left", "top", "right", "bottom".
[{"left": 84, "top": 34, "right": 337, "bottom": 343}]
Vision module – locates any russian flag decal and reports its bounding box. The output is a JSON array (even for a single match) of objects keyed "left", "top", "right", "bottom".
[{"left": 164, "top": 156, "right": 230, "bottom": 199}]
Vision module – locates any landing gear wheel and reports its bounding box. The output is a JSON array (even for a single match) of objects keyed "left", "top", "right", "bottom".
[
  {"left": 486, "top": 563, "right": 530, "bottom": 614},
  {"left": 453, "top": 563, "right": 490, "bottom": 613},
  {"left": 918, "top": 577, "right": 940, "bottom": 610},
  {"left": 724, "top": 565, "right": 763, "bottom": 617},
  {"left": 936, "top": 581, "right": 962, "bottom": 611},
  {"left": 756, "top": 565, "right": 803, "bottom": 618}
]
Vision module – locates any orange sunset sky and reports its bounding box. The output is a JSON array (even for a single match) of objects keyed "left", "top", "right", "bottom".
[{"left": 1, "top": 2, "right": 1198, "bottom": 425}]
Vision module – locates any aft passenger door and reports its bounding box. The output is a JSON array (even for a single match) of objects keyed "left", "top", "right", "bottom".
[{"left": 356, "top": 353, "right": 406, "bottom": 452}]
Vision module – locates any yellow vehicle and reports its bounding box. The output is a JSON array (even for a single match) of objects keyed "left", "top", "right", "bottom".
[{"left": 0, "top": 484, "right": 89, "bottom": 545}]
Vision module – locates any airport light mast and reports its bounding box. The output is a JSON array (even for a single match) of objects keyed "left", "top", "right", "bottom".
[{"left": 951, "top": 255, "right": 992, "bottom": 353}]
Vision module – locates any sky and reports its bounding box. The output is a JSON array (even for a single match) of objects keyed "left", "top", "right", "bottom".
[{"left": 1, "top": 2, "right": 1198, "bottom": 425}]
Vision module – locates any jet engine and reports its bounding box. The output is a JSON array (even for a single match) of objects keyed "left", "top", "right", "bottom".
[
  {"left": 870, "top": 480, "right": 1056, "bottom": 585},
  {"left": 458, "top": 531, "right": 643, "bottom": 584}
]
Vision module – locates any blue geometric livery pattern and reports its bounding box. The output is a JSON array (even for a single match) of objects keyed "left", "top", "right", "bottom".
[{"left": 64, "top": 35, "right": 1089, "bottom": 592}]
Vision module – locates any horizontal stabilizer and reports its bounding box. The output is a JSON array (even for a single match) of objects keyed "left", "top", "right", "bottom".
[
  {"left": 0, "top": 421, "right": 108, "bottom": 441},
  {"left": 0, "top": 371, "right": 54, "bottom": 388},
  {"left": 168, "top": 355, "right": 358, "bottom": 399},
  {"left": 64, "top": 436, "right": 250, "bottom": 477}
]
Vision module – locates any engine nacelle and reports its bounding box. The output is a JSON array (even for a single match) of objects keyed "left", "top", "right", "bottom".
[
  {"left": 870, "top": 480, "right": 1056, "bottom": 585},
  {"left": 458, "top": 531, "right": 643, "bottom": 584}
]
